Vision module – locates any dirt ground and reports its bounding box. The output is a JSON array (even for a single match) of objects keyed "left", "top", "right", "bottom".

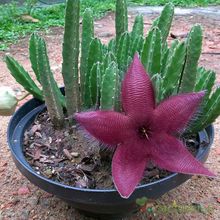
[{"left": 0, "top": 11, "right": 220, "bottom": 220}]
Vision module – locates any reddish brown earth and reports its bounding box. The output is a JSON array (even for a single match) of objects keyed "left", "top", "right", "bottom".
[{"left": 0, "top": 12, "right": 220, "bottom": 220}]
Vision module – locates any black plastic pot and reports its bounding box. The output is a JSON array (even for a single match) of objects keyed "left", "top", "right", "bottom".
[{"left": 7, "top": 97, "right": 214, "bottom": 219}]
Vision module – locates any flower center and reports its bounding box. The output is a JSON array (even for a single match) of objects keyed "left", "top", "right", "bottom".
[{"left": 138, "top": 126, "right": 151, "bottom": 140}]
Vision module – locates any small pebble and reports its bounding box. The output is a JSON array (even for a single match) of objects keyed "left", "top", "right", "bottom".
[
  {"left": 49, "top": 137, "right": 52, "bottom": 144},
  {"left": 44, "top": 169, "right": 53, "bottom": 178},
  {"left": 63, "top": 149, "right": 72, "bottom": 160},
  {"left": 71, "top": 152, "right": 80, "bottom": 158},
  {"left": 64, "top": 131, "right": 69, "bottom": 137},
  {"left": 18, "top": 186, "right": 30, "bottom": 195},
  {"left": 96, "top": 24, "right": 104, "bottom": 28}
]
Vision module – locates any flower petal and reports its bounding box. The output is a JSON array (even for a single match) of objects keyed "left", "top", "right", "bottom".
[
  {"left": 153, "top": 92, "right": 205, "bottom": 134},
  {"left": 122, "top": 54, "right": 155, "bottom": 124},
  {"left": 75, "top": 111, "right": 133, "bottom": 145},
  {"left": 150, "top": 133, "right": 215, "bottom": 177},
  {"left": 112, "top": 140, "right": 149, "bottom": 198}
]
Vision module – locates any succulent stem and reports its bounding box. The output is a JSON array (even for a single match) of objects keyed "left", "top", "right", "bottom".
[{"left": 62, "top": 0, "right": 80, "bottom": 115}]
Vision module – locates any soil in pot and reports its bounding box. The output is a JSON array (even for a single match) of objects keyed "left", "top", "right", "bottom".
[{"left": 23, "top": 110, "right": 202, "bottom": 190}]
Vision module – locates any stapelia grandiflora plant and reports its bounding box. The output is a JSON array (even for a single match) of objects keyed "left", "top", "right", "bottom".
[
  {"left": 75, "top": 54, "right": 215, "bottom": 198},
  {"left": 2, "top": 0, "right": 219, "bottom": 199}
]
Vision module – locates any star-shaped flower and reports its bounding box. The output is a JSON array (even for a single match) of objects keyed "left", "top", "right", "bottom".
[{"left": 75, "top": 54, "right": 215, "bottom": 198}]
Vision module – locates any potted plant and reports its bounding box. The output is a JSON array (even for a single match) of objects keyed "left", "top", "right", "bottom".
[{"left": 1, "top": 0, "right": 219, "bottom": 218}]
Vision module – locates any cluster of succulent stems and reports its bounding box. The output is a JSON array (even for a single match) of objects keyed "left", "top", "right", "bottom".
[{"left": 4, "top": 0, "right": 220, "bottom": 134}]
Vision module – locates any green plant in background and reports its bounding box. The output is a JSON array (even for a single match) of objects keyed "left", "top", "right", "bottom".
[
  {"left": 3, "top": 0, "right": 220, "bottom": 134},
  {"left": 24, "top": 0, "right": 38, "bottom": 15},
  {"left": 1, "top": 0, "right": 220, "bottom": 50},
  {"left": 0, "top": 0, "right": 115, "bottom": 50},
  {"left": 130, "top": 0, "right": 220, "bottom": 6}
]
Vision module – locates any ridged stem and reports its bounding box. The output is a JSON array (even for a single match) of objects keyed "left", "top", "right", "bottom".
[{"left": 62, "top": 0, "right": 80, "bottom": 115}]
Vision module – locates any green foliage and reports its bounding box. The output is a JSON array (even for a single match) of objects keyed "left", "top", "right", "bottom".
[
  {"left": 29, "top": 34, "right": 41, "bottom": 83},
  {"left": 116, "top": 0, "right": 128, "bottom": 43},
  {"left": 100, "top": 62, "right": 118, "bottom": 110},
  {"left": 87, "top": 39, "right": 103, "bottom": 79},
  {"left": 130, "top": 15, "right": 144, "bottom": 39},
  {"left": 129, "top": 35, "right": 144, "bottom": 58},
  {"left": 160, "top": 41, "right": 186, "bottom": 100},
  {"left": 151, "top": 3, "right": 174, "bottom": 44},
  {"left": 194, "top": 67, "right": 216, "bottom": 98},
  {"left": 179, "top": 25, "right": 203, "bottom": 93},
  {"left": 29, "top": 33, "right": 65, "bottom": 107},
  {"left": 0, "top": 0, "right": 114, "bottom": 50},
  {"left": 89, "top": 63, "right": 101, "bottom": 107},
  {"left": 129, "top": 15, "right": 144, "bottom": 58},
  {"left": 1, "top": 0, "right": 219, "bottom": 50},
  {"left": 62, "top": 0, "right": 80, "bottom": 115},
  {"left": 189, "top": 68, "right": 216, "bottom": 133},
  {"left": 141, "top": 28, "right": 162, "bottom": 77},
  {"left": 36, "top": 36, "right": 64, "bottom": 128},
  {"left": 117, "top": 33, "right": 131, "bottom": 74},
  {"left": 190, "top": 86, "right": 220, "bottom": 133},
  {"left": 201, "top": 87, "right": 220, "bottom": 128},
  {"left": 83, "top": 38, "right": 103, "bottom": 108},
  {"left": 5, "top": 56, "right": 43, "bottom": 100},
  {"left": 80, "top": 8, "right": 94, "bottom": 106},
  {"left": 128, "top": 0, "right": 220, "bottom": 6}
]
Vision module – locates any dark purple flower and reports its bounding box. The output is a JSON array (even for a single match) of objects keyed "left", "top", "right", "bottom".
[{"left": 75, "top": 54, "right": 215, "bottom": 198}]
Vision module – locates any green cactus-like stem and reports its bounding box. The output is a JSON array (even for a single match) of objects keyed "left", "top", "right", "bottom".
[
  {"left": 129, "top": 36, "right": 144, "bottom": 58},
  {"left": 100, "top": 62, "right": 118, "bottom": 110},
  {"left": 131, "top": 15, "right": 144, "bottom": 39},
  {"left": 141, "top": 28, "right": 162, "bottom": 76},
  {"left": 179, "top": 25, "right": 203, "bottom": 93},
  {"left": 29, "top": 34, "right": 41, "bottom": 83},
  {"left": 161, "top": 41, "right": 186, "bottom": 99},
  {"left": 108, "top": 39, "right": 116, "bottom": 53},
  {"left": 6, "top": 56, "right": 43, "bottom": 101},
  {"left": 62, "top": 0, "right": 80, "bottom": 115},
  {"left": 116, "top": 0, "right": 128, "bottom": 43},
  {"left": 161, "top": 43, "right": 169, "bottom": 74},
  {"left": 188, "top": 68, "right": 216, "bottom": 133},
  {"left": 37, "top": 37, "right": 64, "bottom": 128},
  {"left": 89, "top": 62, "right": 101, "bottom": 107},
  {"left": 87, "top": 38, "right": 103, "bottom": 75},
  {"left": 80, "top": 8, "right": 94, "bottom": 106},
  {"left": 114, "top": 65, "right": 120, "bottom": 111},
  {"left": 152, "top": 3, "right": 174, "bottom": 44},
  {"left": 117, "top": 32, "right": 130, "bottom": 74},
  {"left": 151, "top": 74, "right": 162, "bottom": 103},
  {"left": 84, "top": 74, "right": 92, "bottom": 108},
  {"left": 190, "top": 87, "right": 220, "bottom": 133},
  {"left": 29, "top": 34, "right": 66, "bottom": 108},
  {"left": 103, "top": 52, "right": 116, "bottom": 71},
  {"left": 194, "top": 68, "right": 215, "bottom": 96},
  {"left": 203, "top": 88, "right": 220, "bottom": 124},
  {"left": 84, "top": 38, "right": 103, "bottom": 108},
  {"left": 161, "top": 40, "right": 179, "bottom": 76}
]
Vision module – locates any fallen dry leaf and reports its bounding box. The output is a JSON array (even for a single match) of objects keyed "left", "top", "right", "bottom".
[{"left": 20, "top": 14, "right": 39, "bottom": 23}]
